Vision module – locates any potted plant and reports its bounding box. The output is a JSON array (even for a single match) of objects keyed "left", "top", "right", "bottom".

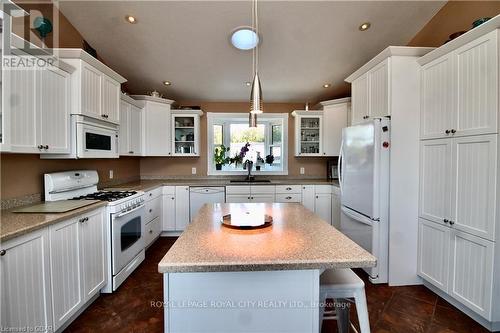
[
  {"left": 214, "top": 145, "right": 230, "bottom": 170},
  {"left": 229, "top": 143, "right": 250, "bottom": 168}
]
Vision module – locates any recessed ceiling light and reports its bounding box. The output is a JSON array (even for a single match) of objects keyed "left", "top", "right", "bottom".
[
  {"left": 323, "top": 83, "right": 331, "bottom": 88},
  {"left": 125, "top": 15, "right": 137, "bottom": 24},
  {"left": 231, "top": 27, "right": 259, "bottom": 50},
  {"left": 245, "top": 82, "right": 251, "bottom": 86},
  {"left": 163, "top": 81, "right": 171, "bottom": 86},
  {"left": 359, "top": 22, "right": 371, "bottom": 31}
]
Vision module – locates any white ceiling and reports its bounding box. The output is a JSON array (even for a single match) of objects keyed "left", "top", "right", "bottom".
[{"left": 58, "top": 1, "right": 445, "bottom": 103}]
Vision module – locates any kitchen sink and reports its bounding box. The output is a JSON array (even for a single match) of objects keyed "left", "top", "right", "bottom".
[{"left": 229, "top": 179, "right": 272, "bottom": 183}]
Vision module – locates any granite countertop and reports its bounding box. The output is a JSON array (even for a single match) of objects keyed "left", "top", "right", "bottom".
[
  {"left": 0, "top": 201, "right": 108, "bottom": 242},
  {"left": 106, "top": 178, "right": 339, "bottom": 192},
  {"left": 158, "top": 203, "right": 376, "bottom": 273}
]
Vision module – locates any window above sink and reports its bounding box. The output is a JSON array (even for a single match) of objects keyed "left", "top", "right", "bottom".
[{"left": 207, "top": 112, "right": 288, "bottom": 176}]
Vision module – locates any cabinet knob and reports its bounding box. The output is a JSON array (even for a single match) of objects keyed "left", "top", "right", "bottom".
[
  {"left": 37, "top": 145, "right": 43, "bottom": 149},
  {"left": 286, "top": 196, "right": 292, "bottom": 200},
  {"left": 449, "top": 220, "right": 455, "bottom": 225},
  {"left": 149, "top": 209, "right": 153, "bottom": 213},
  {"left": 316, "top": 195, "right": 319, "bottom": 199},
  {"left": 129, "top": 151, "right": 134, "bottom": 154},
  {"left": 171, "top": 197, "right": 175, "bottom": 200},
  {"left": 286, "top": 187, "right": 292, "bottom": 191},
  {"left": 0, "top": 249, "right": 6, "bottom": 256},
  {"left": 443, "top": 219, "right": 449, "bottom": 224},
  {"left": 149, "top": 230, "right": 153, "bottom": 234},
  {"left": 248, "top": 197, "right": 251, "bottom": 200},
  {"left": 44, "top": 145, "right": 49, "bottom": 150},
  {"left": 450, "top": 129, "right": 456, "bottom": 134},
  {"left": 79, "top": 218, "right": 85, "bottom": 223},
  {"left": 149, "top": 193, "right": 153, "bottom": 197},
  {"left": 445, "top": 129, "right": 450, "bottom": 134}
]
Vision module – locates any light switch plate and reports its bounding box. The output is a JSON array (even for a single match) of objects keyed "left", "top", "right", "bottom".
[
  {"left": 109, "top": 170, "right": 114, "bottom": 179},
  {"left": 300, "top": 167, "right": 305, "bottom": 175},
  {"left": 192, "top": 167, "right": 196, "bottom": 175}
]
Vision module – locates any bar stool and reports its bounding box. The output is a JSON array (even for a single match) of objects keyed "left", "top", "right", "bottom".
[{"left": 319, "top": 268, "right": 370, "bottom": 333}]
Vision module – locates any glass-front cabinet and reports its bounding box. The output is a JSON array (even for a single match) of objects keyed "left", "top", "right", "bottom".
[
  {"left": 292, "top": 111, "right": 323, "bottom": 156},
  {"left": 171, "top": 110, "right": 203, "bottom": 156}
]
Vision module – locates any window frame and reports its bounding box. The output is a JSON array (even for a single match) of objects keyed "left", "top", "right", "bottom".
[{"left": 207, "top": 112, "right": 288, "bottom": 176}]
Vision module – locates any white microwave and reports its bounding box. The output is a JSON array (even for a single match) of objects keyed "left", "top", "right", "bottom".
[{"left": 42, "top": 115, "right": 118, "bottom": 159}]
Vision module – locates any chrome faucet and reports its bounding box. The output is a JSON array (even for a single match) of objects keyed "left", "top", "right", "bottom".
[{"left": 244, "top": 160, "right": 255, "bottom": 181}]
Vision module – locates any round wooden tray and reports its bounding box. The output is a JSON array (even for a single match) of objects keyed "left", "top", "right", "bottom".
[{"left": 221, "top": 213, "right": 273, "bottom": 230}]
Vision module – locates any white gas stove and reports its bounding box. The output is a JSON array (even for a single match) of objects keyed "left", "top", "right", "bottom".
[{"left": 44, "top": 170, "right": 146, "bottom": 293}]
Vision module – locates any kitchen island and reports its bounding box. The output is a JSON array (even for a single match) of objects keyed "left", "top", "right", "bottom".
[{"left": 159, "top": 203, "right": 376, "bottom": 333}]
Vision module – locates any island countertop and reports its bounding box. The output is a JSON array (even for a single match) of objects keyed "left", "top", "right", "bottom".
[{"left": 158, "top": 203, "right": 376, "bottom": 273}]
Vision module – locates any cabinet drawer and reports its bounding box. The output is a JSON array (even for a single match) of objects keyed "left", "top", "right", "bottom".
[
  {"left": 226, "top": 186, "right": 251, "bottom": 195},
  {"left": 251, "top": 185, "right": 276, "bottom": 194},
  {"left": 145, "top": 196, "right": 162, "bottom": 222},
  {"left": 145, "top": 216, "right": 161, "bottom": 247},
  {"left": 275, "top": 193, "right": 302, "bottom": 203},
  {"left": 145, "top": 187, "right": 163, "bottom": 200},
  {"left": 315, "top": 185, "right": 333, "bottom": 194},
  {"left": 226, "top": 194, "right": 251, "bottom": 203},
  {"left": 162, "top": 186, "right": 175, "bottom": 195},
  {"left": 275, "top": 185, "right": 301, "bottom": 194}
]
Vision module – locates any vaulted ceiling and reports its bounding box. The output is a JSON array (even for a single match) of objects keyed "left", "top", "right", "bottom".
[{"left": 59, "top": 1, "right": 445, "bottom": 103}]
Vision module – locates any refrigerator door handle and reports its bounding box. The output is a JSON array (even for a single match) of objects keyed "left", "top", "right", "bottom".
[
  {"left": 338, "top": 141, "right": 343, "bottom": 195},
  {"left": 341, "top": 206, "right": 374, "bottom": 226}
]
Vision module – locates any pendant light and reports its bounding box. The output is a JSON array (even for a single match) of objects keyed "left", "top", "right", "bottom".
[{"left": 249, "top": 0, "right": 262, "bottom": 127}]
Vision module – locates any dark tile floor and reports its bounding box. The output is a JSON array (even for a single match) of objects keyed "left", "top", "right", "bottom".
[{"left": 66, "top": 237, "right": 492, "bottom": 333}]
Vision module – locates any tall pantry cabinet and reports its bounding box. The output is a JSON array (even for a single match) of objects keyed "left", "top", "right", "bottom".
[{"left": 417, "top": 20, "right": 500, "bottom": 331}]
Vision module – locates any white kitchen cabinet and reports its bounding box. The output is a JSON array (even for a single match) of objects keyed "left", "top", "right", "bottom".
[
  {"left": 417, "top": 218, "right": 450, "bottom": 293},
  {"left": 291, "top": 111, "right": 323, "bottom": 156},
  {"left": 162, "top": 186, "right": 177, "bottom": 231},
  {"left": 171, "top": 110, "right": 203, "bottom": 156},
  {"left": 80, "top": 208, "right": 107, "bottom": 301},
  {"left": 175, "top": 186, "right": 190, "bottom": 230},
  {"left": 251, "top": 194, "right": 276, "bottom": 203},
  {"left": 49, "top": 217, "right": 83, "bottom": 330},
  {"left": 132, "top": 95, "right": 174, "bottom": 156},
  {"left": 317, "top": 98, "right": 350, "bottom": 156},
  {"left": 315, "top": 193, "right": 332, "bottom": 225},
  {"left": 351, "top": 72, "right": 369, "bottom": 125},
  {"left": 4, "top": 54, "right": 72, "bottom": 154},
  {"left": 226, "top": 194, "right": 252, "bottom": 203},
  {"left": 57, "top": 49, "right": 126, "bottom": 125},
  {"left": 145, "top": 217, "right": 161, "bottom": 247},
  {"left": 0, "top": 228, "right": 53, "bottom": 332},
  {"left": 144, "top": 188, "right": 163, "bottom": 243},
  {"left": 368, "top": 59, "right": 390, "bottom": 118},
  {"left": 419, "top": 139, "right": 452, "bottom": 225},
  {"left": 49, "top": 208, "right": 106, "bottom": 330},
  {"left": 119, "top": 95, "right": 143, "bottom": 156},
  {"left": 226, "top": 185, "right": 276, "bottom": 203},
  {"left": 448, "top": 230, "right": 494, "bottom": 319},
  {"left": 275, "top": 193, "right": 302, "bottom": 203},
  {"left": 301, "top": 185, "right": 315, "bottom": 212}
]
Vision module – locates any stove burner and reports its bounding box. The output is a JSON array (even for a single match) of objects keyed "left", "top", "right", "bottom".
[{"left": 70, "top": 191, "right": 138, "bottom": 202}]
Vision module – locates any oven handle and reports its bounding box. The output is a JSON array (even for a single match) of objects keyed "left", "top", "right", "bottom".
[{"left": 115, "top": 204, "right": 145, "bottom": 218}]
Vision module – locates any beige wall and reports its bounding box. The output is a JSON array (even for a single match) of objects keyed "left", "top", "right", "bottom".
[
  {"left": 140, "top": 102, "right": 331, "bottom": 179},
  {"left": 408, "top": 1, "right": 500, "bottom": 47}
]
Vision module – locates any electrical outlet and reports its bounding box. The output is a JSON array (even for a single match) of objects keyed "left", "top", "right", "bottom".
[
  {"left": 300, "top": 167, "right": 305, "bottom": 175},
  {"left": 109, "top": 170, "right": 114, "bottom": 179},
  {"left": 192, "top": 167, "right": 196, "bottom": 175}
]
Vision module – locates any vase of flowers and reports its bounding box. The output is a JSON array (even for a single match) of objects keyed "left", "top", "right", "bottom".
[{"left": 214, "top": 145, "right": 230, "bottom": 170}]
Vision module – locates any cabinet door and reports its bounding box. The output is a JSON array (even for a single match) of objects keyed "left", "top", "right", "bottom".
[
  {"left": 101, "top": 75, "right": 120, "bottom": 124},
  {"left": 420, "top": 55, "right": 455, "bottom": 139},
  {"left": 80, "top": 209, "right": 107, "bottom": 302},
  {"left": 331, "top": 192, "right": 341, "bottom": 229},
  {"left": 351, "top": 73, "right": 369, "bottom": 125},
  {"left": 163, "top": 194, "right": 176, "bottom": 231},
  {"left": 144, "top": 102, "right": 171, "bottom": 156},
  {"left": 49, "top": 218, "right": 82, "bottom": 330},
  {"left": 119, "top": 100, "right": 130, "bottom": 155},
  {"left": 175, "top": 186, "right": 190, "bottom": 230},
  {"left": 7, "top": 66, "right": 38, "bottom": 152},
  {"left": 301, "top": 185, "right": 315, "bottom": 212},
  {"left": 37, "top": 67, "right": 71, "bottom": 153},
  {"left": 315, "top": 193, "right": 332, "bottom": 224},
  {"left": 449, "top": 230, "right": 494, "bottom": 319},
  {"left": 368, "top": 59, "right": 389, "bottom": 118},
  {"left": 419, "top": 139, "right": 452, "bottom": 224},
  {"left": 251, "top": 194, "right": 275, "bottom": 203},
  {"left": 129, "top": 105, "right": 143, "bottom": 155},
  {"left": 226, "top": 194, "right": 252, "bottom": 203},
  {"left": 417, "top": 219, "right": 450, "bottom": 293},
  {"left": 450, "top": 135, "right": 497, "bottom": 240},
  {"left": 0, "top": 229, "right": 53, "bottom": 332},
  {"left": 322, "top": 104, "right": 348, "bottom": 156},
  {"left": 297, "top": 115, "right": 322, "bottom": 156},
  {"left": 455, "top": 31, "right": 498, "bottom": 137},
  {"left": 172, "top": 115, "right": 198, "bottom": 156},
  {"left": 81, "top": 62, "right": 101, "bottom": 119}
]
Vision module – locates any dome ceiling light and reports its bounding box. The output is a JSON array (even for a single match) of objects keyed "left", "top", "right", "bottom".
[{"left": 231, "top": 27, "right": 259, "bottom": 50}]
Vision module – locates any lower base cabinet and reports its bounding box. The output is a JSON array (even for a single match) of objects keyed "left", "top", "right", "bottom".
[
  {"left": 418, "top": 218, "right": 494, "bottom": 320},
  {"left": 162, "top": 186, "right": 190, "bottom": 232},
  {"left": 0, "top": 228, "right": 53, "bottom": 332}
]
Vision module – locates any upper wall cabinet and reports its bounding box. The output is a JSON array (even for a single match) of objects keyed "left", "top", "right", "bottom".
[
  {"left": 419, "top": 30, "right": 498, "bottom": 140},
  {"left": 131, "top": 95, "right": 175, "bottom": 156},
  {"left": 54, "top": 49, "right": 127, "bottom": 125},
  {"left": 318, "top": 98, "right": 350, "bottom": 156},
  {"left": 1, "top": 40, "right": 75, "bottom": 154},
  {"left": 171, "top": 110, "right": 203, "bottom": 156},
  {"left": 119, "top": 94, "right": 143, "bottom": 156}
]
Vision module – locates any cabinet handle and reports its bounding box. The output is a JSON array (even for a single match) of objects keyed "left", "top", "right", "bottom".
[
  {"left": 149, "top": 230, "right": 153, "bottom": 234},
  {"left": 44, "top": 145, "right": 49, "bottom": 150},
  {"left": 445, "top": 129, "right": 450, "bottom": 134},
  {"left": 443, "top": 218, "right": 449, "bottom": 224},
  {"left": 171, "top": 197, "right": 175, "bottom": 200},
  {"left": 37, "top": 145, "right": 43, "bottom": 149},
  {"left": 286, "top": 196, "right": 292, "bottom": 200},
  {"left": 449, "top": 220, "right": 455, "bottom": 225},
  {"left": 286, "top": 187, "right": 292, "bottom": 191},
  {"left": 0, "top": 249, "right": 6, "bottom": 256},
  {"left": 149, "top": 209, "right": 153, "bottom": 213},
  {"left": 129, "top": 151, "right": 134, "bottom": 154},
  {"left": 149, "top": 193, "right": 153, "bottom": 197},
  {"left": 79, "top": 218, "right": 85, "bottom": 223},
  {"left": 450, "top": 129, "right": 456, "bottom": 134},
  {"left": 316, "top": 195, "right": 319, "bottom": 199},
  {"left": 248, "top": 196, "right": 251, "bottom": 199}
]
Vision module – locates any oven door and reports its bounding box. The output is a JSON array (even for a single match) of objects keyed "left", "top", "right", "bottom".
[
  {"left": 111, "top": 205, "right": 145, "bottom": 275},
  {"left": 76, "top": 121, "right": 118, "bottom": 158}
]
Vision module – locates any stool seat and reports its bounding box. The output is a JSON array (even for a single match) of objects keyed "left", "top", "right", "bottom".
[{"left": 320, "top": 268, "right": 365, "bottom": 289}]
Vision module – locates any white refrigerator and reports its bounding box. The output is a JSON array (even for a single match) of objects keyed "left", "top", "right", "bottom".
[{"left": 338, "top": 118, "right": 390, "bottom": 283}]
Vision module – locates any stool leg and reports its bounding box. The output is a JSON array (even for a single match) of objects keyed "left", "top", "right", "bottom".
[
  {"left": 334, "top": 298, "right": 350, "bottom": 333},
  {"left": 319, "top": 292, "right": 326, "bottom": 332},
  {"left": 354, "top": 289, "right": 370, "bottom": 333}
]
